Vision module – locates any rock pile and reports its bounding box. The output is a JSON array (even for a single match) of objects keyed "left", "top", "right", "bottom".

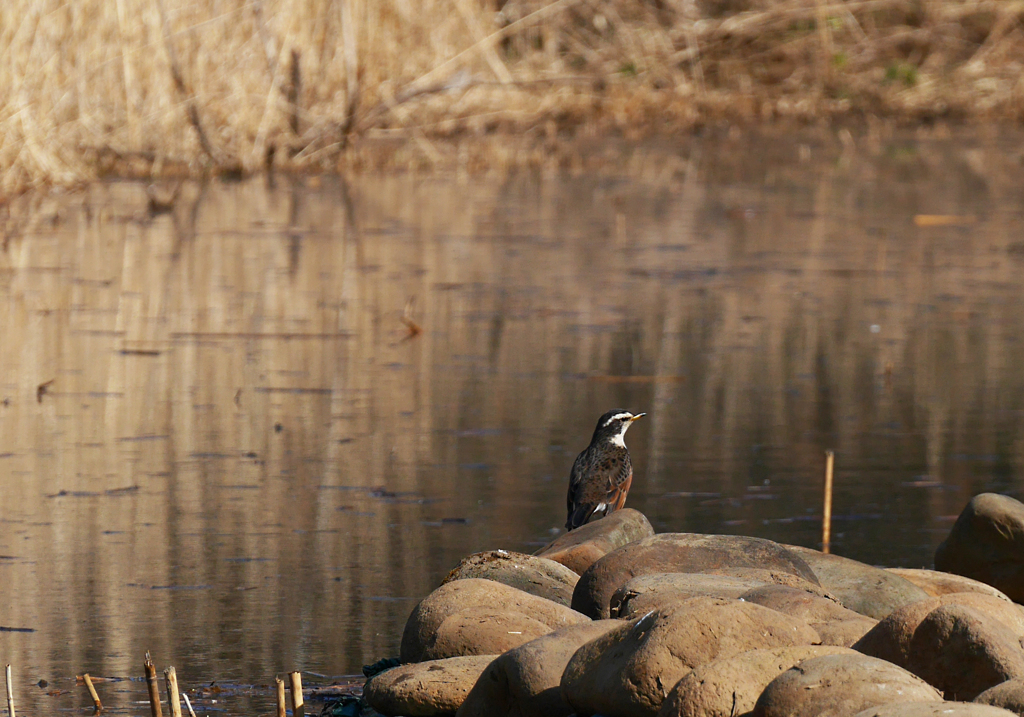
[{"left": 364, "top": 496, "right": 1024, "bottom": 717}]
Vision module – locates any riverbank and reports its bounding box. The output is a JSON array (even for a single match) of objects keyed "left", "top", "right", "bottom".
[{"left": 1, "top": 0, "right": 1022, "bottom": 196}]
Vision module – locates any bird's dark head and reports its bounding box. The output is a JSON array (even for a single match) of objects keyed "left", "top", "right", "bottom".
[{"left": 591, "top": 409, "right": 645, "bottom": 446}]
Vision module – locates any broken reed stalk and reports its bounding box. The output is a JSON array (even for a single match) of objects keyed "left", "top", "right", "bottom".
[
  {"left": 164, "top": 667, "right": 182, "bottom": 717},
  {"left": 144, "top": 653, "right": 163, "bottom": 717},
  {"left": 275, "top": 676, "right": 286, "bottom": 717},
  {"left": 5, "top": 664, "right": 14, "bottom": 717},
  {"left": 181, "top": 692, "right": 197, "bottom": 717},
  {"left": 83, "top": 673, "right": 103, "bottom": 712},
  {"left": 288, "top": 672, "right": 304, "bottom": 717},
  {"left": 822, "top": 450, "right": 835, "bottom": 554}
]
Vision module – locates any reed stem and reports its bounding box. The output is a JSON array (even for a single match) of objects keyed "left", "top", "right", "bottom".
[
  {"left": 822, "top": 450, "right": 835, "bottom": 554},
  {"left": 5, "top": 665, "right": 14, "bottom": 717},
  {"left": 181, "top": 692, "right": 198, "bottom": 717}
]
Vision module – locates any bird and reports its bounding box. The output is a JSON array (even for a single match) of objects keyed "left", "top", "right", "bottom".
[{"left": 565, "top": 409, "right": 645, "bottom": 531}]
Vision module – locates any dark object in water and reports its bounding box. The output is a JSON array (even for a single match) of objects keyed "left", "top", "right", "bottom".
[
  {"left": 362, "top": 658, "right": 400, "bottom": 679},
  {"left": 317, "top": 696, "right": 363, "bottom": 717}
]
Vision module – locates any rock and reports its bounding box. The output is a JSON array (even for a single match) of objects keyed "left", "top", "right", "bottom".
[
  {"left": 611, "top": 572, "right": 775, "bottom": 619},
  {"left": 739, "top": 585, "right": 878, "bottom": 647},
  {"left": 936, "top": 494, "right": 1024, "bottom": 603},
  {"left": 907, "top": 604, "right": 1024, "bottom": 700},
  {"left": 785, "top": 544, "right": 931, "bottom": 619},
  {"left": 535, "top": 508, "right": 654, "bottom": 575},
  {"left": 363, "top": 655, "right": 496, "bottom": 716},
  {"left": 611, "top": 571, "right": 835, "bottom": 620},
  {"left": 456, "top": 620, "right": 621, "bottom": 717},
  {"left": 854, "top": 597, "right": 942, "bottom": 667},
  {"left": 657, "top": 645, "right": 856, "bottom": 717},
  {"left": 887, "top": 568, "right": 1013, "bottom": 601},
  {"left": 424, "top": 606, "right": 556, "bottom": 661},
  {"left": 561, "top": 596, "right": 821, "bottom": 717},
  {"left": 400, "top": 578, "right": 589, "bottom": 663},
  {"left": 975, "top": 678, "right": 1024, "bottom": 715},
  {"left": 751, "top": 653, "right": 943, "bottom": 717},
  {"left": 855, "top": 593, "right": 1024, "bottom": 670},
  {"left": 442, "top": 550, "right": 580, "bottom": 606},
  {"left": 572, "top": 534, "right": 819, "bottom": 619},
  {"left": 854, "top": 703, "right": 1019, "bottom": 717}
]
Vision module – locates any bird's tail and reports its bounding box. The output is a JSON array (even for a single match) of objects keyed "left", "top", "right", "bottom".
[{"left": 566, "top": 503, "right": 596, "bottom": 532}]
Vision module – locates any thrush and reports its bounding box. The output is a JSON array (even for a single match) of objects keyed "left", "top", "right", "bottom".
[{"left": 565, "top": 409, "right": 645, "bottom": 531}]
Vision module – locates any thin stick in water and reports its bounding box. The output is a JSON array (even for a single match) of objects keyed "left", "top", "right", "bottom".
[
  {"left": 181, "top": 692, "right": 197, "bottom": 717},
  {"left": 83, "top": 673, "right": 103, "bottom": 712},
  {"left": 144, "top": 653, "right": 163, "bottom": 717},
  {"left": 822, "top": 450, "right": 835, "bottom": 554},
  {"left": 288, "top": 672, "right": 304, "bottom": 717},
  {"left": 275, "top": 676, "right": 286, "bottom": 717},
  {"left": 164, "top": 667, "right": 182, "bottom": 717},
  {"left": 5, "top": 664, "right": 14, "bottom": 717}
]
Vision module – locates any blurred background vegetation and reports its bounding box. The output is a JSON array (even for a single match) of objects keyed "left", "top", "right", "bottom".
[{"left": 1, "top": 0, "right": 1022, "bottom": 193}]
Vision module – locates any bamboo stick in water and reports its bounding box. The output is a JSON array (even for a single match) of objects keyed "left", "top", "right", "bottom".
[
  {"left": 83, "top": 673, "right": 103, "bottom": 712},
  {"left": 288, "top": 672, "right": 304, "bottom": 717},
  {"left": 275, "top": 676, "right": 286, "bottom": 717},
  {"left": 144, "top": 653, "right": 163, "bottom": 717},
  {"left": 164, "top": 667, "right": 182, "bottom": 717}
]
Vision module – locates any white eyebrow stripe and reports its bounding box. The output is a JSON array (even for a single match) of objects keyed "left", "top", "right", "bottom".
[{"left": 606, "top": 412, "right": 633, "bottom": 424}]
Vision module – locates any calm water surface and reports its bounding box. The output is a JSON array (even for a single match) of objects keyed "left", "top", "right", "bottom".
[{"left": 3, "top": 131, "right": 1024, "bottom": 716}]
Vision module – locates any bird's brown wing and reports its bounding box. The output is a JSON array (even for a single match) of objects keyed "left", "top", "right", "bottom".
[{"left": 566, "top": 449, "right": 631, "bottom": 530}]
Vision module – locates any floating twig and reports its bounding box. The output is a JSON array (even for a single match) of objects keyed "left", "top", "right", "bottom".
[
  {"left": 275, "top": 676, "right": 286, "bottom": 717},
  {"left": 5, "top": 664, "right": 14, "bottom": 717},
  {"left": 144, "top": 653, "right": 163, "bottom": 717},
  {"left": 288, "top": 672, "right": 304, "bottom": 717},
  {"left": 164, "top": 667, "right": 181, "bottom": 717},
  {"left": 83, "top": 673, "right": 102, "bottom": 712},
  {"left": 822, "top": 450, "right": 835, "bottom": 554}
]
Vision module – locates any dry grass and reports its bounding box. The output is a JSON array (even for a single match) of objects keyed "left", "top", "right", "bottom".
[{"left": 2, "top": 0, "right": 1023, "bottom": 194}]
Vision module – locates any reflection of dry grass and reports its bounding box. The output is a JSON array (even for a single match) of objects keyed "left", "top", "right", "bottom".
[{"left": 1, "top": 0, "right": 1023, "bottom": 191}]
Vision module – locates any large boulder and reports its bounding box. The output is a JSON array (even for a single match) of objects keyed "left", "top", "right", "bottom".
[
  {"left": 935, "top": 493, "right": 1024, "bottom": 602},
  {"left": 739, "top": 585, "right": 878, "bottom": 647},
  {"left": 974, "top": 678, "right": 1024, "bottom": 715},
  {"left": 751, "top": 653, "right": 943, "bottom": 717},
  {"left": 572, "top": 533, "right": 819, "bottom": 619},
  {"left": 657, "top": 645, "right": 856, "bottom": 717},
  {"left": 363, "top": 655, "right": 496, "bottom": 716},
  {"left": 855, "top": 703, "right": 1019, "bottom": 717},
  {"left": 785, "top": 545, "right": 931, "bottom": 619},
  {"left": 423, "top": 606, "right": 556, "bottom": 661},
  {"left": 442, "top": 550, "right": 580, "bottom": 606},
  {"left": 907, "top": 604, "right": 1024, "bottom": 700},
  {"left": 855, "top": 593, "right": 1024, "bottom": 670},
  {"left": 456, "top": 620, "right": 621, "bottom": 717},
  {"left": 400, "top": 578, "right": 589, "bottom": 663},
  {"left": 612, "top": 572, "right": 769, "bottom": 619},
  {"left": 887, "top": 568, "right": 1013, "bottom": 601},
  {"left": 561, "top": 596, "right": 821, "bottom": 717},
  {"left": 535, "top": 508, "right": 654, "bottom": 575}
]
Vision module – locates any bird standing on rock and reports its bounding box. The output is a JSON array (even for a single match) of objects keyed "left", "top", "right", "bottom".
[{"left": 565, "top": 409, "right": 645, "bottom": 531}]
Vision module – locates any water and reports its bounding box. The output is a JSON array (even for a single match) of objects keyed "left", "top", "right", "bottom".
[{"left": 2, "top": 130, "right": 1024, "bottom": 716}]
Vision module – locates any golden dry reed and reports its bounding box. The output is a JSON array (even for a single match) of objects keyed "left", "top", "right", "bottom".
[{"left": 1, "top": 0, "right": 1023, "bottom": 194}]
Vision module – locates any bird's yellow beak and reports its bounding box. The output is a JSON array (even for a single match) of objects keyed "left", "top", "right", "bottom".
[{"left": 630, "top": 413, "right": 645, "bottom": 421}]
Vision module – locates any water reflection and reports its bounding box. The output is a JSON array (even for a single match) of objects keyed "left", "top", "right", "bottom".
[{"left": 2, "top": 132, "right": 1024, "bottom": 715}]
